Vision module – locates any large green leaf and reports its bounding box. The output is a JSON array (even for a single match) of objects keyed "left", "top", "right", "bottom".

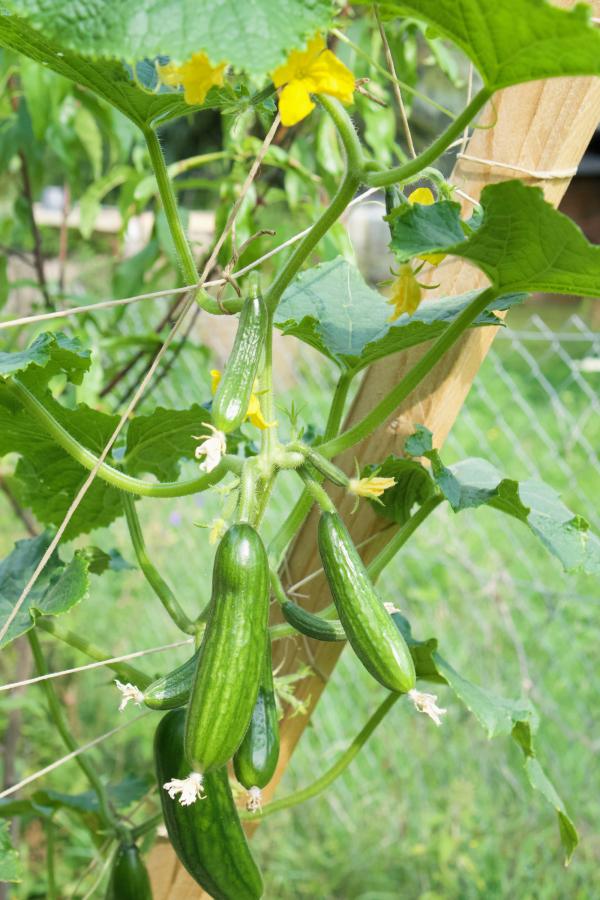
[
  {"left": 377, "top": 0, "right": 600, "bottom": 90},
  {"left": 124, "top": 404, "right": 210, "bottom": 481},
  {"left": 389, "top": 181, "right": 600, "bottom": 297},
  {"left": 3, "top": 0, "right": 333, "bottom": 76},
  {"left": 0, "top": 388, "right": 123, "bottom": 539},
  {"left": 0, "top": 534, "right": 90, "bottom": 649},
  {"left": 275, "top": 257, "right": 525, "bottom": 372},
  {"left": 0, "top": 822, "right": 22, "bottom": 883},
  {"left": 0, "top": 14, "right": 225, "bottom": 129},
  {"left": 391, "top": 612, "right": 577, "bottom": 863},
  {"left": 0, "top": 331, "right": 90, "bottom": 387}
]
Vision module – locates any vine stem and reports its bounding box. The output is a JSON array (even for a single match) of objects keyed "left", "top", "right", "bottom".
[
  {"left": 35, "top": 617, "right": 152, "bottom": 688},
  {"left": 45, "top": 820, "right": 57, "bottom": 900},
  {"left": 263, "top": 97, "right": 364, "bottom": 314},
  {"left": 367, "top": 495, "right": 444, "bottom": 582},
  {"left": 28, "top": 631, "right": 127, "bottom": 839},
  {"left": 366, "top": 88, "right": 491, "bottom": 188},
  {"left": 320, "top": 288, "right": 499, "bottom": 459},
  {"left": 9, "top": 379, "right": 242, "bottom": 497},
  {"left": 122, "top": 494, "right": 195, "bottom": 634},
  {"left": 241, "top": 691, "right": 400, "bottom": 820}
]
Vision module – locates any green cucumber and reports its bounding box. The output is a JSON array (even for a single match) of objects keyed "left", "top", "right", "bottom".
[
  {"left": 281, "top": 600, "right": 347, "bottom": 642},
  {"left": 143, "top": 650, "right": 199, "bottom": 710},
  {"left": 233, "top": 641, "right": 279, "bottom": 794},
  {"left": 212, "top": 291, "right": 268, "bottom": 433},
  {"left": 185, "top": 523, "right": 269, "bottom": 773},
  {"left": 155, "top": 709, "right": 263, "bottom": 900},
  {"left": 317, "top": 511, "right": 416, "bottom": 693},
  {"left": 105, "top": 842, "right": 152, "bottom": 900}
]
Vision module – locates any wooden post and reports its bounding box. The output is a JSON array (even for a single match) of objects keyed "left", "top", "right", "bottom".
[{"left": 149, "top": 9, "right": 600, "bottom": 895}]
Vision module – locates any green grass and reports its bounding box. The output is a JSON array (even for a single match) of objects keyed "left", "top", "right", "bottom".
[{"left": 1, "top": 300, "right": 599, "bottom": 898}]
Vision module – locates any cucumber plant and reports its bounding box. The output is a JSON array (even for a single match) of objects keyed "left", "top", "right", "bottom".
[{"left": 0, "top": 0, "right": 599, "bottom": 895}]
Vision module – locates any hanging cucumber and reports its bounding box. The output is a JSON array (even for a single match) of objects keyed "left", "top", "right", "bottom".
[
  {"left": 105, "top": 842, "right": 152, "bottom": 900},
  {"left": 143, "top": 649, "right": 199, "bottom": 710},
  {"left": 184, "top": 523, "right": 269, "bottom": 774},
  {"left": 317, "top": 512, "right": 416, "bottom": 694},
  {"left": 281, "top": 600, "right": 347, "bottom": 642},
  {"left": 233, "top": 641, "right": 279, "bottom": 808},
  {"left": 155, "top": 709, "right": 263, "bottom": 900},
  {"left": 211, "top": 290, "right": 268, "bottom": 433}
]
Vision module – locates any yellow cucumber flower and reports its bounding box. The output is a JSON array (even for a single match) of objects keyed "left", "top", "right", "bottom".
[
  {"left": 407, "top": 187, "right": 447, "bottom": 266},
  {"left": 157, "top": 52, "right": 226, "bottom": 106},
  {"left": 349, "top": 475, "right": 397, "bottom": 499},
  {"left": 271, "top": 34, "right": 355, "bottom": 127},
  {"left": 387, "top": 264, "right": 423, "bottom": 321},
  {"left": 210, "top": 369, "right": 275, "bottom": 431}
]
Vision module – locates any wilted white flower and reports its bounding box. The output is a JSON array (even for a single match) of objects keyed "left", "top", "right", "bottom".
[
  {"left": 408, "top": 689, "right": 447, "bottom": 726},
  {"left": 114, "top": 680, "right": 144, "bottom": 712},
  {"left": 246, "top": 786, "right": 262, "bottom": 813},
  {"left": 384, "top": 602, "right": 401, "bottom": 615},
  {"left": 193, "top": 424, "right": 226, "bottom": 473},
  {"left": 163, "top": 772, "right": 205, "bottom": 805}
]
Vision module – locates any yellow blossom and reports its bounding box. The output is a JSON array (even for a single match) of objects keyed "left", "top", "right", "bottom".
[
  {"left": 387, "top": 264, "right": 423, "bottom": 321},
  {"left": 349, "top": 475, "right": 397, "bottom": 499},
  {"left": 157, "top": 52, "right": 226, "bottom": 106},
  {"left": 407, "top": 187, "right": 447, "bottom": 265},
  {"left": 208, "top": 517, "right": 227, "bottom": 545},
  {"left": 210, "top": 369, "right": 275, "bottom": 431},
  {"left": 271, "top": 34, "right": 355, "bottom": 127}
]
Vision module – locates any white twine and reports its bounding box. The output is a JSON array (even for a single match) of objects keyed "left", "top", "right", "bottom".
[
  {"left": 0, "top": 637, "right": 193, "bottom": 692},
  {"left": 0, "top": 187, "right": 379, "bottom": 333},
  {"left": 0, "top": 713, "right": 148, "bottom": 799},
  {"left": 456, "top": 153, "right": 577, "bottom": 180}
]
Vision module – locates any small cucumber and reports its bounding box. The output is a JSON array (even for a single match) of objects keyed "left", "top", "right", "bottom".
[
  {"left": 281, "top": 600, "right": 346, "bottom": 642},
  {"left": 212, "top": 291, "right": 268, "bottom": 433},
  {"left": 233, "top": 641, "right": 280, "bottom": 793},
  {"left": 105, "top": 842, "right": 152, "bottom": 900},
  {"left": 185, "top": 523, "right": 269, "bottom": 773},
  {"left": 143, "top": 650, "right": 198, "bottom": 710},
  {"left": 318, "top": 511, "right": 416, "bottom": 693},
  {"left": 155, "top": 709, "right": 263, "bottom": 900}
]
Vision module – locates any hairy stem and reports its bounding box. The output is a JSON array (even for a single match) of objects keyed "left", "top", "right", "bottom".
[
  {"left": 36, "top": 617, "right": 152, "bottom": 688},
  {"left": 366, "top": 88, "right": 491, "bottom": 188},
  {"left": 122, "top": 494, "right": 195, "bottom": 634},
  {"left": 9, "top": 379, "right": 241, "bottom": 497},
  {"left": 242, "top": 691, "right": 400, "bottom": 820},
  {"left": 320, "top": 288, "right": 499, "bottom": 458},
  {"left": 28, "top": 631, "right": 126, "bottom": 838}
]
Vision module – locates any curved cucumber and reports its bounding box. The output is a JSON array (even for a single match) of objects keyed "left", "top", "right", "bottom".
[
  {"left": 143, "top": 650, "right": 198, "bottom": 710},
  {"left": 281, "top": 600, "right": 346, "bottom": 642},
  {"left": 317, "top": 511, "right": 416, "bottom": 693},
  {"left": 212, "top": 291, "right": 268, "bottom": 433},
  {"left": 233, "top": 641, "right": 279, "bottom": 791},
  {"left": 184, "top": 523, "right": 269, "bottom": 773},
  {"left": 105, "top": 843, "right": 152, "bottom": 900},
  {"left": 155, "top": 709, "right": 263, "bottom": 900}
]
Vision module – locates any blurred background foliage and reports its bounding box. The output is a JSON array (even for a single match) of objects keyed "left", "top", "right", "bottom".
[{"left": 0, "top": 8, "right": 599, "bottom": 899}]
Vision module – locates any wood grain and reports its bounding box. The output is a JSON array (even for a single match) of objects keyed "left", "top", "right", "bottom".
[{"left": 148, "top": 7, "right": 600, "bottom": 893}]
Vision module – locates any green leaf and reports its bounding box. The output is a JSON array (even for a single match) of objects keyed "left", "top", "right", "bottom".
[
  {"left": 0, "top": 534, "right": 90, "bottom": 649},
  {"left": 433, "top": 655, "right": 578, "bottom": 865},
  {"left": 362, "top": 455, "right": 436, "bottom": 525},
  {"left": 389, "top": 613, "right": 578, "bottom": 864},
  {"left": 401, "top": 436, "right": 600, "bottom": 574},
  {"left": 0, "top": 256, "right": 9, "bottom": 310},
  {"left": 34, "top": 774, "right": 152, "bottom": 816},
  {"left": 390, "top": 182, "right": 600, "bottom": 297},
  {"left": 377, "top": 0, "right": 600, "bottom": 91},
  {"left": 0, "top": 822, "right": 22, "bottom": 883},
  {"left": 123, "top": 404, "right": 210, "bottom": 481},
  {"left": 0, "top": 14, "right": 218, "bottom": 129},
  {"left": 3, "top": 0, "right": 333, "bottom": 77},
  {"left": 80, "top": 546, "right": 133, "bottom": 575},
  {"left": 0, "top": 388, "right": 123, "bottom": 539},
  {"left": 275, "top": 257, "right": 525, "bottom": 372},
  {"left": 0, "top": 331, "right": 90, "bottom": 387}
]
